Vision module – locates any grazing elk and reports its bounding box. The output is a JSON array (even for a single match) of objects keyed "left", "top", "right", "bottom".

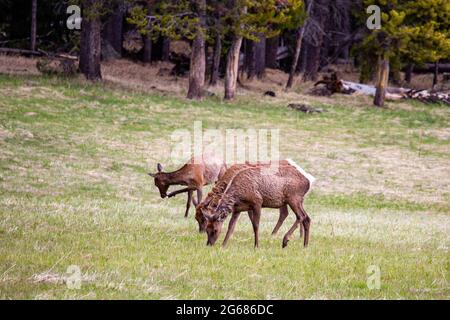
[
  {"left": 194, "top": 162, "right": 290, "bottom": 235},
  {"left": 148, "top": 153, "right": 226, "bottom": 217},
  {"left": 203, "top": 159, "right": 315, "bottom": 248}
]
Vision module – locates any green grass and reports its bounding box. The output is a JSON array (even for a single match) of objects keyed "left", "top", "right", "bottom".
[{"left": 0, "top": 74, "right": 449, "bottom": 299}]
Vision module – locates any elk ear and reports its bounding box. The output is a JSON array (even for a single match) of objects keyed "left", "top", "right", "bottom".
[
  {"left": 148, "top": 172, "right": 156, "bottom": 177},
  {"left": 192, "top": 196, "right": 199, "bottom": 207},
  {"left": 157, "top": 163, "right": 163, "bottom": 172}
]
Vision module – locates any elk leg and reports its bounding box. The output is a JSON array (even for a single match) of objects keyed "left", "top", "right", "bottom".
[
  {"left": 167, "top": 187, "right": 190, "bottom": 198},
  {"left": 282, "top": 218, "right": 301, "bottom": 248},
  {"left": 184, "top": 189, "right": 193, "bottom": 218},
  {"left": 247, "top": 210, "right": 254, "bottom": 224},
  {"left": 299, "top": 222, "right": 304, "bottom": 239},
  {"left": 271, "top": 205, "right": 289, "bottom": 235},
  {"left": 283, "top": 201, "right": 303, "bottom": 248},
  {"left": 250, "top": 205, "right": 262, "bottom": 248},
  {"left": 284, "top": 200, "right": 310, "bottom": 247},
  {"left": 196, "top": 188, "right": 203, "bottom": 204},
  {"left": 298, "top": 202, "right": 311, "bottom": 247},
  {"left": 222, "top": 212, "right": 241, "bottom": 247}
]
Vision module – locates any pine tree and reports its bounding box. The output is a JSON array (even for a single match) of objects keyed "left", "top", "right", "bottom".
[
  {"left": 356, "top": 0, "right": 450, "bottom": 106},
  {"left": 224, "top": 0, "right": 305, "bottom": 99}
]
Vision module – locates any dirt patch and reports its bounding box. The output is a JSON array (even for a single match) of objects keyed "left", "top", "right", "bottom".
[
  {"left": 0, "top": 127, "right": 14, "bottom": 140},
  {"left": 102, "top": 59, "right": 188, "bottom": 95},
  {"left": 423, "top": 128, "right": 450, "bottom": 141},
  {"left": 0, "top": 55, "right": 40, "bottom": 75}
]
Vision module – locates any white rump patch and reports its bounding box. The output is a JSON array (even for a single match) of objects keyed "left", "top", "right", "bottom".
[{"left": 286, "top": 159, "right": 316, "bottom": 186}]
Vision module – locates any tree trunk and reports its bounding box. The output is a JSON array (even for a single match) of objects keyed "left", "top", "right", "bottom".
[
  {"left": 246, "top": 35, "right": 266, "bottom": 79},
  {"left": 224, "top": 36, "right": 243, "bottom": 100},
  {"left": 265, "top": 35, "right": 278, "bottom": 69},
  {"left": 405, "top": 64, "right": 413, "bottom": 84},
  {"left": 30, "top": 0, "right": 37, "bottom": 51},
  {"left": 79, "top": 0, "right": 102, "bottom": 80},
  {"left": 433, "top": 61, "right": 439, "bottom": 89},
  {"left": 298, "top": 42, "right": 308, "bottom": 73},
  {"left": 302, "top": 0, "right": 324, "bottom": 82},
  {"left": 286, "top": 0, "right": 315, "bottom": 89},
  {"left": 254, "top": 34, "right": 266, "bottom": 79},
  {"left": 187, "top": 0, "right": 206, "bottom": 100},
  {"left": 162, "top": 38, "right": 170, "bottom": 61},
  {"left": 245, "top": 39, "right": 256, "bottom": 79},
  {"left": 210, "top": 32, "right": 221, "bottom": 86},
  {"left": 103, "top": 5, "right": 123, "bottom": 57},
  {"left": 374, "top": 56, "right": 389, "bottom": 107},
  {"left": 142, "top": 35, "right": 152, "bottom": 63},
  {"left": 334, "top": 0, "right": 351, "bottom": 61},
  {"left": 391, "top": 69, "right": 401, "bottom": 86},
  {"left": 302, "top": 43, "right": 321, "bottom": 82},
  {"left": 286, "top": 28, "right": 306, "bottom": 88}
]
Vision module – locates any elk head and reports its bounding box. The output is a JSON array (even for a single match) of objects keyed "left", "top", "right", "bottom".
[
  {"left": 204, "top": 213, "right": 225, "bottom": 246},
  {"left": 193, "top": 198, "right": 214, "bottom": 233},
  {"left": 203, "top": 203, "right": 229, "bottom": 246},
  {"left": 148, "top": 163, "right": 169, "bottom": 198}
]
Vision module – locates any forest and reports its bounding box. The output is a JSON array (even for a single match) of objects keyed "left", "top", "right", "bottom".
[{"left": 1, "top": 0, "right": 449, "bottom": 105}]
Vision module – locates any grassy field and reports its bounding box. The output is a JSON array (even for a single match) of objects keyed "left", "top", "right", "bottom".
[{"left": 0, "top": 73, "right": 449, "bottom": 299}]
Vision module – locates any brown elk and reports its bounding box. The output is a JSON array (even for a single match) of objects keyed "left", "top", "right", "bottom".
[
  {"left": 203, "top": 159, "right": 315, "bottom": 248},
  {"left": 148, "top": 153, "right": 226, "bottom": 217},
  {"left": 194, "top": 162, "right": 290, "bottom": 235}
]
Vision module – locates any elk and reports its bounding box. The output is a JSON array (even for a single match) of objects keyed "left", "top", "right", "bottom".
[
  {"left": 203, "top": 159, "right": 315, "bottom": 248},
  {"left": 148, "top": 153, "right": 226, "bottom": 217},
  {"left": 194, "top": 162, "right": 290, "bottom": 235}
]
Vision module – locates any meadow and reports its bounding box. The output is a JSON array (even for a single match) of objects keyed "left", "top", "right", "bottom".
[{"left": 0, "top": 73, "right": 449, "bottom": 299}]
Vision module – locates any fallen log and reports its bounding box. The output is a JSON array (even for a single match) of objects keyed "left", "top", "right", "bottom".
[
  {"left": 0, "top": 47, "right": 42, "bottom": 56},
  {"left": 0, "top": 47, "right": 78, "bottom": 61},
  {"left": 314, "top": 72, "right": 449, "bottom": 105},
  {"left": 341, "top": 81, "right": 408, "bottom": 100},
  {"left": 404, "top": 89, "right": 450, "bottom": 106},
  {"left": 314, "top": 73, "right": 405, "bottom": 100}
]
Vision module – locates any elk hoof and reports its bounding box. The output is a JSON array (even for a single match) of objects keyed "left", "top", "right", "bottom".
[{"left": 282, "top": 239, "right": 289, "bottom": 248}]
